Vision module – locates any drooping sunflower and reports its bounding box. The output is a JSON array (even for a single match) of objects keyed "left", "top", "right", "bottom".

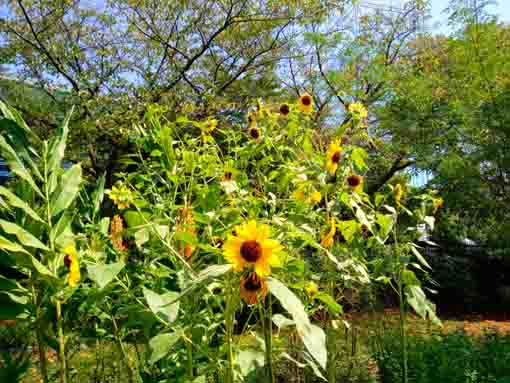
[
  {"left": 247, "top": 113, "right": 261, "bottom": 140},
  {"left": 347, "top": 174, "right": 363, "bottom": 191},
  {"left": 298, "top": 93, "right": 313, "bottom": 114},
  {"left": 248, "top": 126, "right": 260, "bottom": 140},
  {"left": 394, "top": 184, "right": 404, "bottom": 205},
  {"left": 325, "top": 139, "right": 342, "bottom": 175},
  {"left": 320, "top": 217, "right": 336, "bottom": 248},
  {"left": 433, "top": 197, "right": 444, "bottom": 213},
  {"left": 223, "top": 220, "right": 283, "bottom": 277},
  {"left": 304, "top": 281, "right": 319, "bottom": 299},
  {"left": 64, "top": 245, "right": 80, "bottom": 287},
  {"left": 110, "top": 214, "right": 127, "bottom": 253},
  {"left": 279, "top": 103, "right": 290, "bottom": 117},
  {"left": 176, "top": 206, "right": 196, "bottom": 259},
  {"left": 204, "top": 118, "right": 218, "bottom": 133},
  {"left": 223, "top": 170, "right": 233, "bottom": 181},
  {"left": 360, "top": 224, "right": 370, "bottom": 238},
  {"left": 309, "top": 190, "right": 322, "bottom": 205},
  {"left": 240, "top": 273, "right": 268, "bottom": 304},
  {"left": 292, "top": 189, "right": 306, "bottom": 201}
]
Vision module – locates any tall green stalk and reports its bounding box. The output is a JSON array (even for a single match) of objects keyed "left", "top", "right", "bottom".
[
  {"left": 393, "top": 215, "right": 408, "bottom": 383},
  {"left": 398, "top": 270, "right": 408, "bottom": 383},
  {"left": 56, "top": 300, "right": 67, "bottom": 383},
  {"left": 326, "top": 279, "right": 337, "bottom": 383},
  {"left": 224, "top": 278, "right": 235, "bottom": 383},
  {"left": 32, "top": 283, "right": 49, "bottom": 383},
  {"left": 327, "top": 326, "right": 337, "bottom": 383},
  {"left": 111, "top": 314, "right": 136, "bottom": 383},
  {"left": 186, "top": 335, "right": 194, "bottom": 380},
  {"left": 262, "top": 295, "right": 275, "bottom": 383}
]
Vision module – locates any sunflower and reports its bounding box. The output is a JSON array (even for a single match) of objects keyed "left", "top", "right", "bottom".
[
  {"left": 204, "top": 118, "right": 218, "bottom": 133},
  {"left": 298, "top": 93, "right": 313, "bottom": 114},
  {"left": 240, "top": 273, "right": 268, "bottom": 304},
  {"left": 176, "top": 206, "right": 196, "bottom": 259},
  {"left": 304, "top": 281, "right": 319, "bottom": 299},
  {"left": 64, "top": 245, "right": 80, "bottom": 287},
  {"left": 325, "top": 139, "right": 342, "bottom": 175},
  {"left": 360, "top": 224, "right": 370, "bottom": 238},
  {"left": 110, "top": 214, "right": 127, "bottom": 253},
  {"left": 248, "top": 126, "right": 260, "bottom": 140},
  {"left": 223, "top": 220, "right": 283, "bottom": 277},
  {"left": 107, "top": 183, "right": 133, "bottom": 210},
  {"left": 320, "top": 217, "right": 336, "bottom": 248},
  {"left": 292, "top": 189, "right": 306, "bottom": 201},
  {"left": 223, "top": 171, "right": 233, "bottom": 181},
  {"left": 248, "top": 111, "right": 257, "bottom": 125},
  {"left": 347, "top": 174, "right": 363, "bottom": 191},
  {"left": 309, "top": 190, "right": 322, "bottom": 205},
  {"left": 348, "top": 102, "right": 368, "bottom": 119},
  {"left": 433, "top": 197, "right": 444, "bottom": 213},
  {"left": 279, "top": 103, "right": 290, "bottom": 117}
]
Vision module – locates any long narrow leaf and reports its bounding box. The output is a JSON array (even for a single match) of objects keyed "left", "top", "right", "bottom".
[
  {"left": 0, "top": 219, "right": 49, "bottom": 250},
  {"left": 0, "top": 135, "right": 43, "bottom": 198},
  {"left": 0, "top": 99, "right": 41, "bottom": 145},
  {"left": 50, "top": 164, "right": 82, "bottom": 217},
  {"left": 0, "top": 235, "right": 30, "bottom": 255},
  {"left": 0, "top": 186, "right": 44, "bottom": 223},
  {"left": 47, "top": 107, "right": 74, "bottom": 174}
]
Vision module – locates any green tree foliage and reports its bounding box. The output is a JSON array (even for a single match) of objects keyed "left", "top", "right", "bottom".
[
  {"left": 375, "top": 13, "right": 510, "bottom": 245},
  {"left": 0, "top": 0, "right": 328, "bottom": 178}
]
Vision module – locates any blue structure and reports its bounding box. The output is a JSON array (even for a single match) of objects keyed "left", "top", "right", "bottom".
[
  {"left": 0, "top": 159, "right": 10, "bottom": 184},
  {"left": 0, "top": 159, "right": 72, "bottom": 184}
]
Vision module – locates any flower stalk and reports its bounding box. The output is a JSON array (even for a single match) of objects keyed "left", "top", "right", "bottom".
[
  {"left": 56, "top": 300, "right": 67, "bottom": 383},
  {"left": 261, "top": 295, "right": 275, "bottom": 383}
]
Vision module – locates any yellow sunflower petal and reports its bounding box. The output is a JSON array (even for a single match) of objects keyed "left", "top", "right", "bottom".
[
  {"left": 326, "top": 161, "right": 338, "bottom": 175},
  {"left": 256, "top": 224, "right": 270, "bottom": 242},
  {"left": 236, "top": 220, "right": 257, "bottom": 241},
  {"left": 254, "top": 261, "right": 271, "bottom": 277},
  {"left": 223, "top": 252, "right": 246, "bottom": 272}
]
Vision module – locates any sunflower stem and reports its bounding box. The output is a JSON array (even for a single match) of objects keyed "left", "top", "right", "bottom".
[
  {"left": 225, "top": 276, "right": 235, "bottom": 383},
  {"left": 56, "top": 300, "right": 67, "bottom": 383},
  {"left": 186, "top": 334, "right": 193, "bottom": 380},
  {"left": 262, "top": 294, "right": 275, "bottom": 383},
  {"left": 32, "top": 282, "right": 49, "bottom": 383}
]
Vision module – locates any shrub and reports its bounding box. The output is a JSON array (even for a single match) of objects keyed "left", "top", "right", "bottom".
[{"left": 373, "top": 330, "right": 510, "bottom": 383}]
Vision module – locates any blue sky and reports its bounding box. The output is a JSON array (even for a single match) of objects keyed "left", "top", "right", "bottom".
[{"left": 429, "top": 0, "right": 510, "bottom": 33}]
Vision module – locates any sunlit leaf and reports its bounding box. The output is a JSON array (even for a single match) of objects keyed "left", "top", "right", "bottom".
[
  {"left": 0, "top": 186, "right": 44, "bottom": 223},
  {"left": 87, "top": 262, "right": 125, "bottom": 290},
  {"left": 148, "top": 333, "right": 180, "bottom": 364},
  {"left": 0, "top": 219, "right": 48, "bottom": 250},
  {"left": 267, "top": 277, "right": 327, "bottom": 369},
  {"left": 51, "top": 164, "right": 82, "bottom": 217},
  {"left": 143, "top": 288, "right": 180, "bottom": 324}
]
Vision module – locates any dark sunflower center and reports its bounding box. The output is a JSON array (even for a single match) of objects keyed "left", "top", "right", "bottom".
[
  {"left": 347, "top": 175, "right": 361, "bottom": 187},
  {"left": 249, "top": 128, "right": 260, "bottom": 139},
  {"left": 301, "top": 96, "right": 311, "bottom": 106},
  {"left": 280, "top": 104, "right": 290, "bottom": 115},
  {"left": 244, "top": 275, "right": 262, "bottom": 291},
  {"left": 360, "top": 224, "right": 368, "bottom": 233},
  {"left": 240, "top": 240, "right": 262, "bottom": 262},
  {"left": 331, "top": 150, "right": 341, "bottom": 163},
  {"left": 64, "top": 255, "right": 72, "bottom": 268}
]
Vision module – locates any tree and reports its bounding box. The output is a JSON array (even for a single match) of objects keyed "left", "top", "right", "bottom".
[
  {"left": 0, "top": 0, "right": 325, "bottom": 180},
  {"left": 374, "top": 14, "right": 510, "bottom": 245}
]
